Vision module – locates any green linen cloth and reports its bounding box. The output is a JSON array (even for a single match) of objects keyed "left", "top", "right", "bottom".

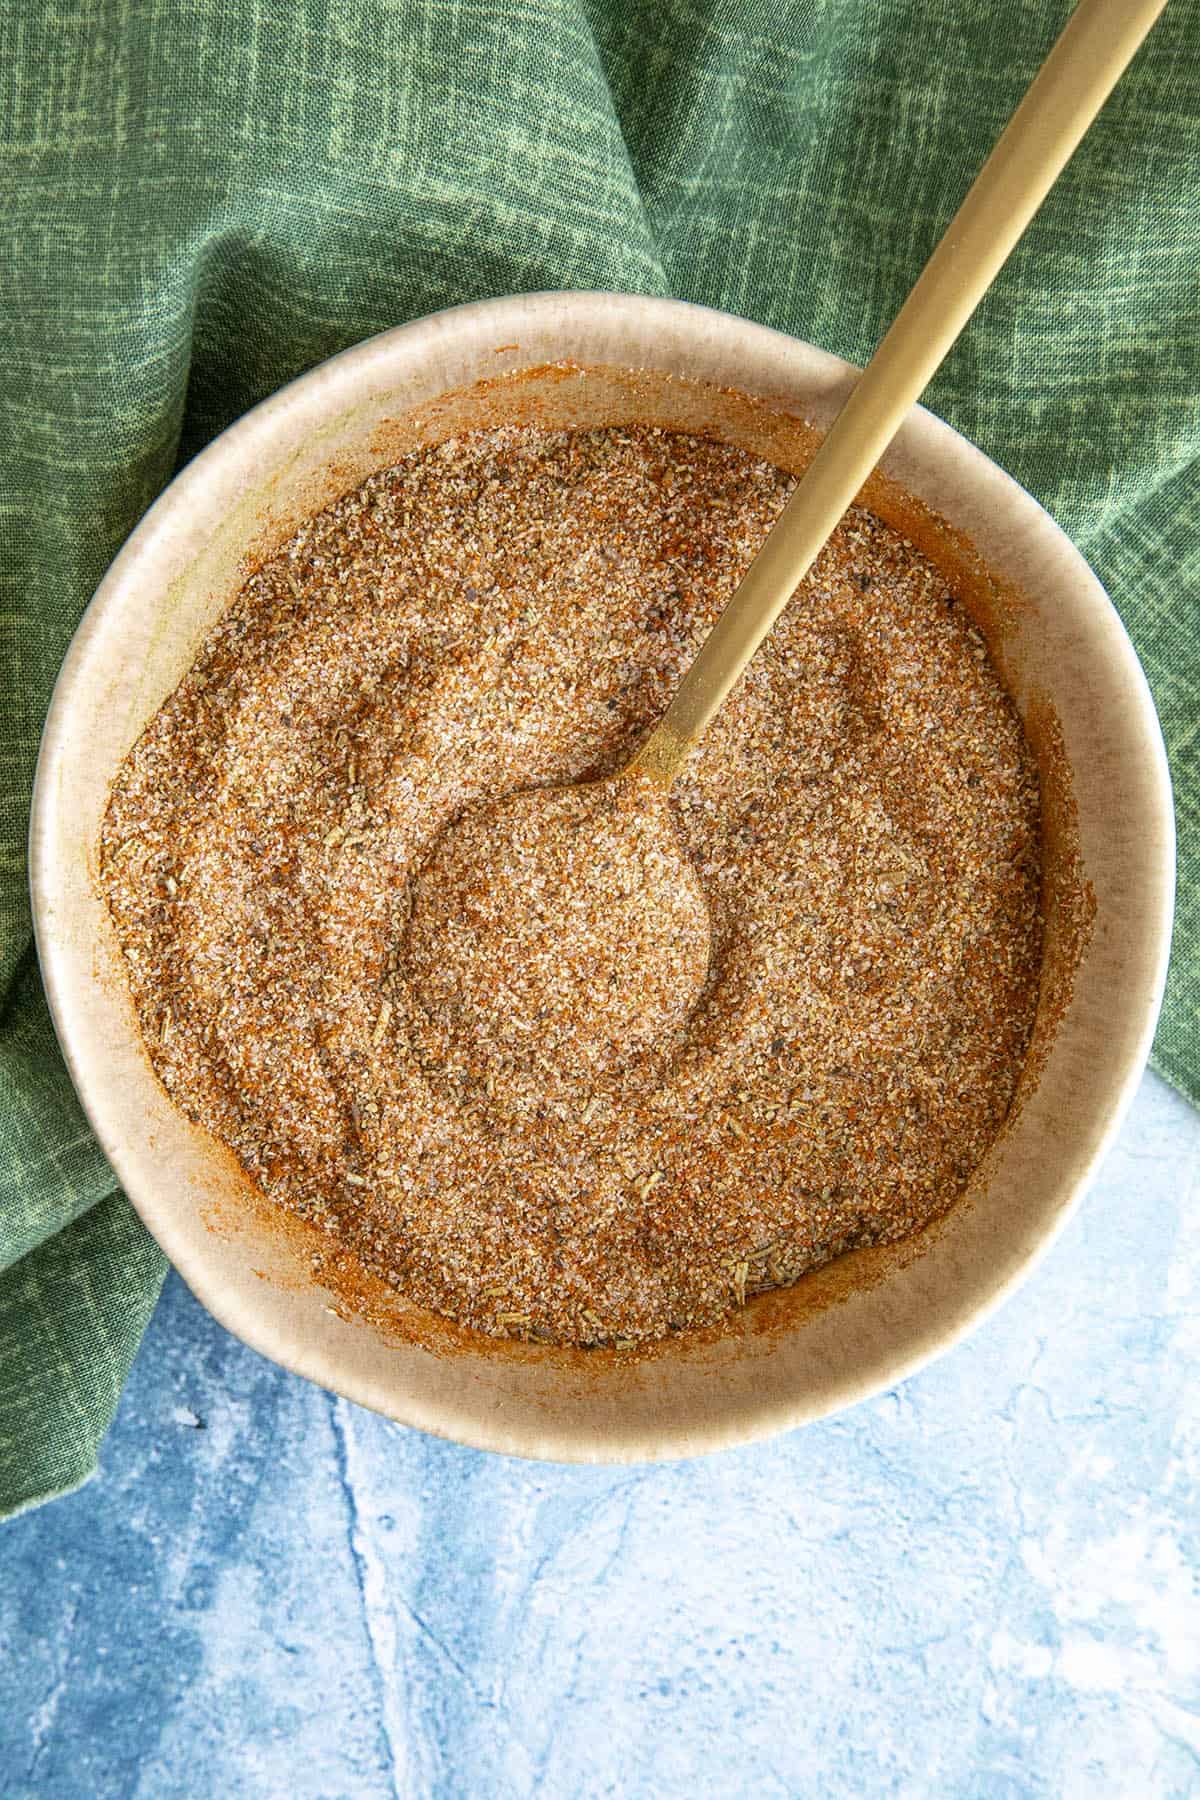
[{"left": 2, "top": 0, "right": 1196, "bottom": 1518}]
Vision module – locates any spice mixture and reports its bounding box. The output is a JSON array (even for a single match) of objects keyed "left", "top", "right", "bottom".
[{"left": 101, "top": 424, "right": 1044, "bottom": 1348}]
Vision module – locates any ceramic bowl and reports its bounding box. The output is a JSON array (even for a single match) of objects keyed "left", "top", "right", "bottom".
[{"left": 30, "top": 292, "right": 1174, "bottom": 1460}]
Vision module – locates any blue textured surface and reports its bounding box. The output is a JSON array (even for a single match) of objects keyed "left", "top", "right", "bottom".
[{"left": 2, "top": 1069, "right": 1198, "bottom": 1798}]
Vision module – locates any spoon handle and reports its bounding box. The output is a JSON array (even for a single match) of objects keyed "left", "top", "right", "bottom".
[{"left": 630, "top": 0, "right": 1168, "bottom": 787}]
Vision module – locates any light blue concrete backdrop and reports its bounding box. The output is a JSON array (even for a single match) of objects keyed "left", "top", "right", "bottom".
[{"left": 2, "top": 1070, "right": 1198, "bottom": 1798}]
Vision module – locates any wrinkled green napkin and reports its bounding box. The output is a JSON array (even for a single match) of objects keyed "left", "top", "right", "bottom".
[{"left": 2, "top": 0, "right": 1196, "bottom": 1517}]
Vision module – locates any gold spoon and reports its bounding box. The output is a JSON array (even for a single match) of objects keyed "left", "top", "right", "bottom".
[{"left": 406, "top": 0, "right": 1167, "bottom": 1058}]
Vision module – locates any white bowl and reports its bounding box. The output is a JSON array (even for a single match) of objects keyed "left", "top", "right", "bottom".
[{"left": 30, "top": 293, "right": 1175, "bottom": 1461}]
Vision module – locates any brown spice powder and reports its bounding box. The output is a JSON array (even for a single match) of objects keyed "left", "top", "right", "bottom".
[{"left": 100, "top": 425, "right": 1044, "bottom": 1348}]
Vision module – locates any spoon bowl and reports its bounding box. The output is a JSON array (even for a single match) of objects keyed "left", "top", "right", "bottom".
[{"left": 401, "top": 774, "right": 711, "bottom": 1095}]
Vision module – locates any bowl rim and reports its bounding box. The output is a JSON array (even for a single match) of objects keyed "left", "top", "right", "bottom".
[{"left": 30, "top": 290, "right": 1176, "bottom": 1459}]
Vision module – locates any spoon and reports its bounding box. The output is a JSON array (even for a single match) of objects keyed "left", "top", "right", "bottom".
[
  {"left": 406, "top": 0, "right": 1167, "bottom": 1065},
  {"left": 628, "top": 0, "right": 1168, "bottom": 787}
]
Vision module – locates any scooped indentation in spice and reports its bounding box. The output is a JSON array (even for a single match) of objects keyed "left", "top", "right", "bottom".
[{"left": 402, "top": 776, "right": 711, "bottom": 1098}]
